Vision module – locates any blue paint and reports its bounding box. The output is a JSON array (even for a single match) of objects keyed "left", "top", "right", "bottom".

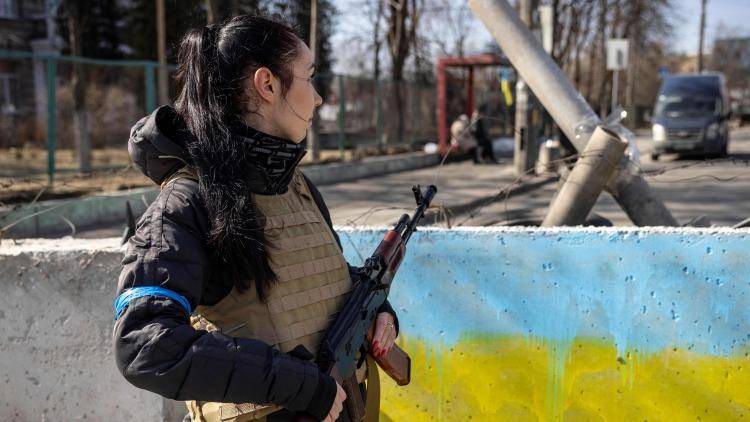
[{"left": 338, "top": 227, "right": 750, "bottom": 357}]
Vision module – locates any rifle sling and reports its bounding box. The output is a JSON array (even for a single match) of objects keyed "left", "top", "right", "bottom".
[{"left": 364, "top": 354, "right": 380, "bottom": 422}]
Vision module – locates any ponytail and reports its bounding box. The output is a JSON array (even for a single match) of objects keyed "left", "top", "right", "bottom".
[
  {"left": 175, "top": 25, "right": 226, "bottom": 147},
  {"left": 173, "top": 16, "right": 300, "bottom": 301}
]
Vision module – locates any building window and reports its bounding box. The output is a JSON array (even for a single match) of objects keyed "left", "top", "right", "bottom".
[
  {"left": 0, "top": 0, "right": 17, "bottom": 18},
  {"left": 21, "top": 0, "right": 45, "bottom": 17}
]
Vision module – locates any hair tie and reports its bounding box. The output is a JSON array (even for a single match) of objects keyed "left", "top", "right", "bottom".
[
  {"left": 206, "top": 24, "right": 220, "bottom": 42},
  {"left": 201, "top": 24, "right": 221, "bottom": 64}
]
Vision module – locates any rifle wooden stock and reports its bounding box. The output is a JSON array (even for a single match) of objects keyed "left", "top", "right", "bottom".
[
  {"left": 342, "top": 373, "right": 366, "bottom": 421},
  {"left": 373, "top": 343, "right": 411, "bottom": 386}
]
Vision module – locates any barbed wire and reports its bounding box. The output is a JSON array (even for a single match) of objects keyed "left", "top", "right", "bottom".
[
  {"left": 2, "top": 114, "right": 749, "bottom": 242},
  {"left": 337, "top": 114, "right": 750, "bottom": 229}
]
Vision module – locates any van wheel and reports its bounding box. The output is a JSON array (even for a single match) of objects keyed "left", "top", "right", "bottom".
[{"left": 650, "top": 153, "right": 660, "bottom": 161}]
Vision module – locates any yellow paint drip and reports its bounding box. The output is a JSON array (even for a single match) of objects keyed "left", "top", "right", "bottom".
[{"left": 379, "top": 335, "right": 750, "bottom": 421}]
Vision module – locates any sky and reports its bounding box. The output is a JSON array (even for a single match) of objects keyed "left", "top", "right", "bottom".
[
  {"left": 672, "top": 0, "right": 750, "bottom": 55},
  {"left": 330, "top": 0, "right": 750, "bottom": 74}
]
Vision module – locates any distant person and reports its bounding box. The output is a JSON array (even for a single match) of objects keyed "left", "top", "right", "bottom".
[
  {"left": 450, "top": 114, "right": 479, "bottom": 162},
  {"left": 471, "top": 109, "right": 494, "bottom": 163},
  {"left": 113, "top": 16, "right": 398, "bottom": 422}
]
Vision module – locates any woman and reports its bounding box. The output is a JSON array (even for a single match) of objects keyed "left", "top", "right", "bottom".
[{"left": 113, "top": 16, "right": 398, "bottom": 422}]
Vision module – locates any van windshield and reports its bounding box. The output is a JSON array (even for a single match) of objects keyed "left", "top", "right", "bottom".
[
  {"left": 655, "top": 76, "right": 721, "bottom": 118},
  {"left": 654, "top": 95, "right": 718, "bottom": 118}
]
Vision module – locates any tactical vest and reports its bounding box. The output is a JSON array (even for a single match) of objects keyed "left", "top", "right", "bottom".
[{"left": 164, "top": 168, "right": 360, "bottom": 421}]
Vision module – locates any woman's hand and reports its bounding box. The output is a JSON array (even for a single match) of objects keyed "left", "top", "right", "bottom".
[
  {"left": 369, "top": 312, "right": 397, "bottom": 357},
  {"left": 323, "top": 381, "right": 346, "bottom": 422}
]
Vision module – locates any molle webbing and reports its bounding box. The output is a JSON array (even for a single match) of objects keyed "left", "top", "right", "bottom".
[{"left": 186, "top": 169, "right": 354, "bottom": 421}]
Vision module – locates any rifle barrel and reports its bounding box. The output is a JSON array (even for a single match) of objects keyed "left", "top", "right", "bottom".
[{"left": 401, "top": 185, "right": 437, "bottom": 245}]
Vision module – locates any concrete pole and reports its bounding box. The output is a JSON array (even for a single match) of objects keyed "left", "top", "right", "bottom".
[
  {"left": 542, "top": 126, "right": 627, "bottom": 226},
  {"left": 468, "top": 0, "right": 677, "bottom": 226},
  {"left": 156, "top": 0, "right": 169, "bottom": 105},
  {"left": 513, "top": 0, "right": 538, "bottom": 177},
  {"left": 611, "top": 69, "right": 619, "bottom": 112},
  {"left": 698, "top": 0, "right": 707, "bottom": 72},
  {"left": 307, "top": 0, "right": 320, "bottom": 162}
]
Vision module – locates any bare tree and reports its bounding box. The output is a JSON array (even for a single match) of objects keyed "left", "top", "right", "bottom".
[
  {"left": 474, "top": 0, "right": 672, "bottom": 126},
  {"left": 429, "top": 0, "right": 472, "bottom": 57},
  {"left": 372, "top": 0, "right": 385, "bottom": 81},
  {"left": 620, "top": 0, "right": 673, "bottom": 125},
  {"left": 386, "top": 0, "right": 419, "bottom": 144},
  {"left": 572, "top": 3, "right": 594, "bottom": 88},
  {"left": 62, "top": 0, "right": 92, "bottom": 173}
]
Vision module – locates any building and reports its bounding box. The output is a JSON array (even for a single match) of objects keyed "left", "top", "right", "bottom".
[
  {"left": 0, "top": 0, "right": 60, "bottom": 146},
  {"left": 713, "top": 37, "right": 750, "bottom": 76}
]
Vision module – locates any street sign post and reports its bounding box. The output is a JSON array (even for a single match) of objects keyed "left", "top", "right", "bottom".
[{"left": 607, "top": 39, "right": 629, "bottom": 112}]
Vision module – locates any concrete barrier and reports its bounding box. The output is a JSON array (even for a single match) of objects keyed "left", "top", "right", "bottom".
[
  {"left": 0, "top": 188, "right": 159, "bottom": 239},
  {"left": 340, "top": 227, "right": 750, "bottom": 421},
  {"left": 1, "top": 227, "right": 748, "bottom": 420},
  {"left": 0, "top": 152, "right": 439, "bottom": 239},
  {"left": 0, "top": 238, "right": 184, "bottom": 421}
]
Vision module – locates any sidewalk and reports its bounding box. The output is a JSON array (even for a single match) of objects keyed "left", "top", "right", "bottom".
[{"left": 318, "top": 160, "right": 557, "bottom": 227}]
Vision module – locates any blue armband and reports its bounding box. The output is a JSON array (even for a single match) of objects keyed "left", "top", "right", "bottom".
[{"left": 114, "top": 286, "right": 192, "bottom": 320}]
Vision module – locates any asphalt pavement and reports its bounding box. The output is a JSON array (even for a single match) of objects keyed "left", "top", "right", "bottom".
[
  {"left": 461, "top": 124, "right": 750, "bottom": 227},
  {"left": 69, "top": 124, "right": 750, "bottom": 239}
]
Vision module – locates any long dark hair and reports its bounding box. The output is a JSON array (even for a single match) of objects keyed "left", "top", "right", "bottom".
[{"left": 174, "top": 16, "right": 300, "bottom": 301}]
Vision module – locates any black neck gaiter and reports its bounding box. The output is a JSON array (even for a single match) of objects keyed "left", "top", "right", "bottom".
[{"left": 230, "top": 123, "right": 307, "bottom": 195}]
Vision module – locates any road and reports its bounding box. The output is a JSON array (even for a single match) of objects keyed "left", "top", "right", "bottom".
[
  {"left": 64, "top": 124, "right": 750, "bottom": 240},
  {"left": 461, "top": 124, "right": 750, "bottom": 227}
]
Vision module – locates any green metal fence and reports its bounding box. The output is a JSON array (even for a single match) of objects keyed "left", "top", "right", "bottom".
[
  {"left": 0, "top": 50, "right": 436, "bottom": 184},
  {"left": 0, "top": 50, "right": 176, "bottom": 183},
  {"left": 316, "top": 74, "right": 437, "bottom": 157}
]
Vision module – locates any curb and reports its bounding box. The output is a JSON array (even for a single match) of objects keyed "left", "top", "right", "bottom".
[
  {"left": 1, "top": 152, "right": 440, "bottom": 238},
  {"left": 0, "top": 188, "right": 159, "bottom": 239},
  {"left": 303, "top": 152, "right": 440, "bottom": 185}
]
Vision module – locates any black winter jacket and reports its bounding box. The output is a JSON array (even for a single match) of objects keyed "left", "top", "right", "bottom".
[{"left": 113, "top": 107, "right": 397, "bottom": 421}]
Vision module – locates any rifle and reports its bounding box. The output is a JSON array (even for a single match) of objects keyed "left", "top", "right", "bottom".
[{"left": 299, "top": 184, "right": 437, "bottom": 421}]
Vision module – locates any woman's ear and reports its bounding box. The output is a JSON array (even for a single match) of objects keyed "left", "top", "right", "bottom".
[{"left": 252, "top": 67, "right": 278, "bottom": 104}]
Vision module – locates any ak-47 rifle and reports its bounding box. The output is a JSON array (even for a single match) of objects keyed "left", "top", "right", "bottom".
[{"left": 298, "top": 184, "right": 437, "bottom": 421}]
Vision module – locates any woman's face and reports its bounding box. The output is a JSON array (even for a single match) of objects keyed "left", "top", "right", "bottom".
[{"left": 268, "top": 41, "right": 323, "bottom": 143}]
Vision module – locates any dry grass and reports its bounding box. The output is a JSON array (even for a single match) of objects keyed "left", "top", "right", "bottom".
[{"left": 0, "top": 144, "right": 421, "bottom": 206}]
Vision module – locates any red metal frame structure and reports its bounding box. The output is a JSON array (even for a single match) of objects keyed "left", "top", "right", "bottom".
[{"left": 436, "top": 54, "right": 511, "bottom": 155}]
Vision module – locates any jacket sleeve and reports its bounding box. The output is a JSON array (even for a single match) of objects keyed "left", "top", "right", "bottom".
[
  {"left": 302, "top": 174, "right": 400, "bottom": 334},
  {"left": 113, "top": 178, "right": 337, "bottom": 420}
]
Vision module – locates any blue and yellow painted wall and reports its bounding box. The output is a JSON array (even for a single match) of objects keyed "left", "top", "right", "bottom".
[{"left": 339, "top": 227, "right": 750, "bottom": 421}]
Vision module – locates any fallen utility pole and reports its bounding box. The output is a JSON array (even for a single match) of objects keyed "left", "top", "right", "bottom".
[
  {"left": 468, "top": 0, "right": 677, "bottom": 226},
  {"left": 513, "top": 0, "right": 539, "bottom": 176},
  {"left": 542, "top": 126, "right": 627, "bottom": 226}
]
